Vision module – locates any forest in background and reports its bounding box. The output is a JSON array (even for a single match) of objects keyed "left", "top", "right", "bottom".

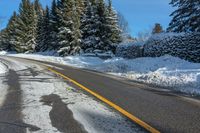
[{"left": 0, "top": 0, "right": 199, "bottom": 56}]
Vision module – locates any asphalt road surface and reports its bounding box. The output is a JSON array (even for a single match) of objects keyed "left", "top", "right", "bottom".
[{"left": 0, "top": 56, "right": 200, "bottom": 133}]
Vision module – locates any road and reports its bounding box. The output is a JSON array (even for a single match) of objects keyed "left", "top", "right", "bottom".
[
  {"left": 0, "top": 56, "right": 200, "bottom": 133},
  {"left": 0, "top": 56, "right": 145, "bottom": 133}
]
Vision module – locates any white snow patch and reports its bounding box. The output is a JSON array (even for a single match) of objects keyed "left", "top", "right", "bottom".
[
  {"left": 0, "top": 58, "right": 8, "bottom": 107},
  {"left": 0, "top": 60, "right": 8, "bottom": 74},
  {"left": 0, "top": 73, "right": 8, "bottom": 107}
]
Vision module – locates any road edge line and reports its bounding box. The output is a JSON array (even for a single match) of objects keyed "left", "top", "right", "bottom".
[{"left": 47, "top": 67, "right": 160, "bottom": 133}]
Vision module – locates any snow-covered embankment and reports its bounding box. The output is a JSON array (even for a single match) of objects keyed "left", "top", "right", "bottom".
[{"left": 2, "top": 52, "right": 200, "bottom": 95}]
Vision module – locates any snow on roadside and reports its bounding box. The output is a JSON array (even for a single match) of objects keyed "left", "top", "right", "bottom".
[
  {"left": 6, "top": 58, "right": 143, "bottom": 133},
  {"left": 0, "top": 71, "right": 8, "bottom": 107},
  {"left": 2, "top": 51, "right": 200, "bottom": 95},
  {"left": 0, "top": 59, "right": 9, "bottom": 107},
  {"left": 0, "top": 60, "right": 8, "bottom": 74},
  {"left": 98, "top": 56, "right": 200, "bottom": 95}
]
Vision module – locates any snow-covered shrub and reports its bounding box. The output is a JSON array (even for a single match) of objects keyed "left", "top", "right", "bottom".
[
  {"left": 116, "top": 42, "right": 144, "bottom": 58},
  {"left": 144, "top": 32, "right": 200, "bottom": 63}
]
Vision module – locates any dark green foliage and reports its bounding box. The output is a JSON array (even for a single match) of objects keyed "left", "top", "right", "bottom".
[
  {"left": 0, "top": 0, "right": 122, "bottom": 55},
  {"left": 0, "top": 12, "right": 19, "bottom": 51},
  {"left": 81, "top": 0, "right": 122, "bottom": 53},
  {"left": 36, "top": 6, "right": 51, "bottom": 51},
  {"left": 168, "top": 0, "right": 200, "bottom": 32},
  {"left": 48, "top": 0, "right": 59, "bottom": 50}
]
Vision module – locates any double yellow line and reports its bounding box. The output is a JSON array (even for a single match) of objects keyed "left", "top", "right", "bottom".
[{"left": 47, "top": 67, "right": 160, "bottom": 133}]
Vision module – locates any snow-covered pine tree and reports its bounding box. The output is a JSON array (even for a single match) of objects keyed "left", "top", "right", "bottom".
[
  {"left": 167, "top": 0, "right": 200, "bottom": 32},
  {"left": 189, "top": 0, "right": 200, "bottom": 32},
  {"left": 34, "top": 0, "right": 45, "bottom": 51},
  {"left": 49, "top": 0, "right": 59, "bottom": 50},
  {"left": 34, "top": 0, "right": 43, "bottom": 17},
  {"left": 76, "top": 0, "right": 86, "bottom": 16},
  {"left": 36, "top": 6, "right": 51, "bottom": 51},
  {"left": 104, "top": 0, "right": 122, "bottom": 52},
  {"left": 15, "top": 0, "right": 37, "bottom": 53},
  {"left": 70, "top": 0, "right": 82, "bottom": 55},
  {"left": 95, "top": 0, "right": 107, "bottom": 51},
  {"left": 0, "top": 12, "right": 19, "bottom": 51},
  {"left": 56, "top": 0, "right": 74, "bottom": 56},
  {"left": 56, "top": 0, "right": 81, "bottom": 56},
  {"left": 95, "top": 0, "right": 122, "bottom": 53},
  {"left": 0, "top": 29, "right": 9, "bottom": 51},
  {"left": 81, "top": 0, "right": 101, "bottom": 53}
]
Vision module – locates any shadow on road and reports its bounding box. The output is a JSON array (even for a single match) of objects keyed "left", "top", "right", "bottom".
[{"left": 0, "top": 69, "right": 40, "bottom": 133}]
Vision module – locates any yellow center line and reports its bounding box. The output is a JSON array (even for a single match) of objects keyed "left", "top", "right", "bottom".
[{"left": 47, "top": 66, "right": 160, "bottom": 133}]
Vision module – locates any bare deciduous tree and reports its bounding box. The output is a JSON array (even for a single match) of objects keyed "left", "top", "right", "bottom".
[{"left": 117, "top": 12, "right": 130, "bottom": 36}]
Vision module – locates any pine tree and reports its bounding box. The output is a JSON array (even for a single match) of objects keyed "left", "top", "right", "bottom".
[
  {"left": 167, "top": 0, "right": 200, "bottom": 32},
  {"left": 1, "top": 12, "right": 20, "bottom": 51},
  {"left": 152, "top": 23, "right": 164, "bottom": 34},
  {"left": 104, "top": 0, "right": 122, "bottom": 51},
  {"left": 81, "top": 0, "right": 101, "bottom": 53},
  {"left": 15, "top": 0, "right": 37, "bottom": 53},
  {"left": 36, "top": 6, "right": 51, "bottom": 51},
  {"left": 34, "top": 0, "right": 45, "bottom": 51},
  {"left": 56, "top": 0, "right": 81, "bottom": 56},
  {"left": 71, "top": 0, "right": 82, "bottom": 54},
  {"left": 49, "top": 0, "right": 59, "bottom": 50},
  {"left": 0, "top": 29, "right": 9, "bottom": 50},
  {"left": 96, "top": 0, "right": 122, "bottom": 52},
  {"left": 34, "top": 0, "right": 43, "bottom": 17},
  {"left": 56, "top": 0, "right": 73, "bottom": 56}
]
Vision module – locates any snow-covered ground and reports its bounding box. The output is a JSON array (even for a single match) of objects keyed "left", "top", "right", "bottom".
[
  {"left": 0, "top": 58, "right": 9, "bottom": 106},
  {"left": 0, "top": 59, "right": 8, "bottom": 74},
  {"left": 0, "top": 60, "right": 8, "bottom": 107},
  {"left": 0, "top": 57, "right": 143, "bottom": 133},
  {"left": 1, "top": 51, "right": 200, "bottom": 95}
]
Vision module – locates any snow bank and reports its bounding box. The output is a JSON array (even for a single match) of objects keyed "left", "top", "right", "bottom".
[
  {"left": 0, "top": 60, "right": 8, "bottom": 74},
  {"left": 3, "top": 51, "right": 200, "bottom": 95},
  {"left": 96, "top": 55, "right": 200, "bottom": 95}
]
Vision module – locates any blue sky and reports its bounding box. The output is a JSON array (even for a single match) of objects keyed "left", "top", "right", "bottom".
[{"left": 0, "top": 0, "right": 173, "bottom": 36}]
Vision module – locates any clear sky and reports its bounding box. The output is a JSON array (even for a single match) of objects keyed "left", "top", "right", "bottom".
[{"left": 0, "top": 0, "right": 174, "bottom": 36}]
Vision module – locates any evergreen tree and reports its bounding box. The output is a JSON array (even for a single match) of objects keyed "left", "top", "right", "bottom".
[
  {"left": 1, "top": 12, "right": 20, "bottom": 51},
  {"left": 81, "top": 0, "right": 101, "bottom": 52},
  {"left": 49, "top": 0, "right": 59, "bottom": 50},
  {"left": 96, "top": 0, "right": 107, "bottom": 51},
  {"left": 0, "top": 29, "right": 9, "bottom": 50},
  {"left": 104, "top": 0, "right": 122, "bottom": 51},
  {"left": 56, "top": 0, "right": 81, "bottom": 56},
  {"left": 152, "top": 23, "right": 164, "bottom": 34},
  {"left": 34, "top": 0, "right": 43, "bottom": 16},
  {"left": 15, "top": 0, "right": 37, "bottom": 53},
  {"left": 36, "top": 6, "right": 51, "bottom": 51},
  {"left": 81, "top": 0, "right": 122, "bottom": 53},
  {"left": 34, "top": 0, "right": 45, "bottom": 51},
  {"left": 97, "top": 0, "right": 122, "bottom": 52},
  {"left": 1, "top": 0, "right": 123, "bottom": 55},
  {"left": 167, "top": 0, "right": 200, "bottom": 32}
]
